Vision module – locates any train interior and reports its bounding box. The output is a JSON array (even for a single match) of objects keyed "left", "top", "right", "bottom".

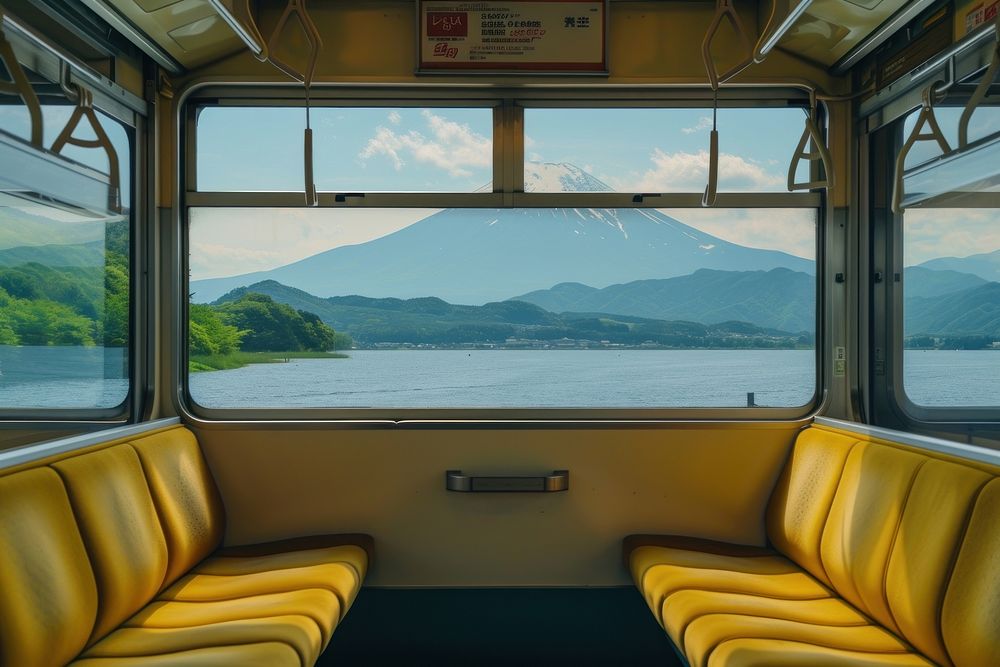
[{"left": 0, "top": 0, "right": 999, "bottom": 665}]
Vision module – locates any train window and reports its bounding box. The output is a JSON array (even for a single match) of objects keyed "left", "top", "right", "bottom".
[
  {"left": 185, "top": 96, "right": 820, "bottom": 416},
  {"left": 187, "top": 206, "right": 816, "bottom": 411},
  {"left": 899, "top": 107, "right": 1000, "bottom": 409},
  {"left": 0, "top": 104, "right": 132, "bottom": 413},
  {"left": 523, "top": 107, "right": 809, "bottom": 192},
  {"left": 196, "top": 107, "right": 493, "bottom": 192}
]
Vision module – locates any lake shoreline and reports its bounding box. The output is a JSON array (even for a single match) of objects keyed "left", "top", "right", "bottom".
[{"left": 189, "top": 350, "right": 348, "bottom": 372}]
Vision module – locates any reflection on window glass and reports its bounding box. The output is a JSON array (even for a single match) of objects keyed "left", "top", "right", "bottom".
[
  {"left": 902, "top": 105, "right": 1000, "bottom": 170},
  {"left": 0, "top": 105, "right": 131, "bottom": 410},
  {"left": 188, "top": 203, "right": 816, "bottom": 409},
  {"left": 903, "top": 208, "right": 1000, "bottom": 407},
  {"left": 197, "top": 107, "right": 492, "bottom": 192},
  {"left": 523, "top": 108, "right": 810, "bottom": 192}
]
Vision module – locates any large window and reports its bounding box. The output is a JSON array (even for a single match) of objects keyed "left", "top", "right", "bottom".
[
  {"left": 0, "top": 97, "right": 133, "bottom": 414},
  {"left": 185, "top": 97, "right": 820, "bottom": 415}
]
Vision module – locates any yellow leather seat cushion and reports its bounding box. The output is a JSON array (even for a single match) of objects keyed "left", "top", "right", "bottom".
[
  {"left": 72, "top": 642, "right": 302, "bottom": 666},
  {"left": 661, "top": 590, "right": 869, "bottom": 651},
  {"left": 629, "top": 541, "right": 831, "bottom": 629},
  {"left": 706, "top": 639, "right": 936, "bottom": 667},
  {"left": 683, "top": 614, "right": 913, "bottom": 667},
  {"left": 627, "top": 536, "right": 933, "bottom": 667},
  {"left": 82, "top": 615, "right": 322, "bottom": 666}
]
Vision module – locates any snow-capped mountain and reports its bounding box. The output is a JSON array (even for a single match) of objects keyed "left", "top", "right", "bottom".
[
  {"left": 190, "top": 163, "right": 813, "bottom": 304},
  {"left": 523, "top": 162, "right": 613, "bottom": 192}
]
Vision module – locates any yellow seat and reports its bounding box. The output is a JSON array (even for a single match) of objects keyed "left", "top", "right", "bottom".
[
  {"left": 0, "top": 425, "right": 372, "bottom": 667},
  {"left": 626, "top": 425, "right": 1000, "bottom": 667}
]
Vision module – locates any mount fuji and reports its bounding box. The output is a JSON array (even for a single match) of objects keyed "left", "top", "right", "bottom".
[{"left": 190, "top": 162, "right": 813, "bottom": 305}]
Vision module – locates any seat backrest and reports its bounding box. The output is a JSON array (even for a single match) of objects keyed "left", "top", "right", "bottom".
[
  {"left": 767, "top": 425, "right": 999, "bottom": 667},
  {"left": 0, "top": 468, "right": 99, "bottom": 667},
  {"left": 0, "top": 426, "right": 225, "bottom": 662}
]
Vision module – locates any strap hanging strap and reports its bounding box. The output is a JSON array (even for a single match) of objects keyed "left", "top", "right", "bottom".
[
  {"left": 958, "top": 12, "right": 1000, "bottom": 149},
  {"left": 702, "top": 92, "right": 719, "bottom": 207},
  {"left": 267, "top": 0, "right": 323, "bottom": 206},
  {"left": 892, "top": 83, "right": 951, "bottom": 214},
  {"left": 788, "top": 99, "right": 834, "bottom": 191},
  {"left": 0, "top": 12, "right": 43, "bottom": 147},
  {"left": 50, "top": 85, "right": 122, "bottom": 214},
  {"left": 702, "top": 0, "right": 753, "bottom": 90},
  {"left": 267, "top": 0, "right": 323, "bottom": 87}
]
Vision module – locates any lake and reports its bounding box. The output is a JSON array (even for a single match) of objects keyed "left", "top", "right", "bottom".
[{"left": 2, "top": 347, "right": 998, "bottom": 411}]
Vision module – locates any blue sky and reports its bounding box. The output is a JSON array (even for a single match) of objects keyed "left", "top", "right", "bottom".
[
  {"left": 197, "top": 106, "right": 807, "bottom": 193},
  {"left": 191, "top": 106, "right": 828, "bottom": 279}
]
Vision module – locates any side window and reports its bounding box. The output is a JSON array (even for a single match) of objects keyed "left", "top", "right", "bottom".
[
  {"left": 0, "top": 95, "right": 133, "bottom": 414},
  {"left": 898, "top": 106, "right": 1000, "bottom": 410}
]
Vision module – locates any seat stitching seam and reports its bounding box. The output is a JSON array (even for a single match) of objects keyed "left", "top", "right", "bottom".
[
  {"left": 82, "top": 640, "right": 305, "bottom": 663},
  {"left": 708, "top": 636, "right": 926, "bottom": 666},
  {"left": 880, "top": 458, "right": 929, "bottom": 639},
  {"left": 662, "top": 586, "right": 832, "bottom": 603},
  {"left": 814, "top": 439, "right": 861, "bottom": 587},
  {"left": 938, "top": 476, "right": 994, "bottom": 667},
  {"left": 695, "top": 616, "right": 913, "bottom": 667},
  {"left": 675, "top": 607, "right": 871, "bottom": 656}
]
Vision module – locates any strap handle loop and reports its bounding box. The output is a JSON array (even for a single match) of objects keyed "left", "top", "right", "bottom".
[
  {"left": 892, "top": 83, "right": 952, "bottom": 213},
  {"left": 51, "top": 83, "right": 122, "bottom": 214},
  {"left": 0, "top": 12, "right": 43, "bottom": 147},
  {"left": 701, "top": 0, "right": 753, "bottom": 91}
]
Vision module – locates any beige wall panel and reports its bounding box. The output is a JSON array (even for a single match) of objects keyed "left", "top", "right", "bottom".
[{"left": 195, "top": 424, "right": 798, "bottom": 587}]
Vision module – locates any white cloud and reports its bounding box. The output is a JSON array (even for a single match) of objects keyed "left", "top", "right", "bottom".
[
  {"left": 904, "top": 208, "right": 1000, "bottom": 265},
  {"left": 681, "top": 116, "right": 713, "bottom": 134},
  {"left": 359, "top": 110, "right": 491, "bottom": 178},
  {"left": 612, "top": 148, "right": 783, "bottom": 192},
  {"left": 387, "top": 111, "right": 402, "bottom": 125}
]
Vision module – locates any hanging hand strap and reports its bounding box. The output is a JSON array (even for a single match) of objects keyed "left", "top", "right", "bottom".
[
  {"left": 0, "top": 12, "right": 43, "bottom": 146},
  {"left": 958, "top": 13, "right": 999, "bottom": 149},
  {"left": 267, "top": 0, "right": 323, "bottom": 86},
  {"left": 702, "top": 93, "right": 720, "bottom": 208},
  {"left": 788, "top": 96, "right": 834, "bottom": 191},
  {"left": 267, "top": 0, "right": 322, "bottom": 206},
  {"left": 51, "top": 85, "right": 122, "bottom": 214},
  {"left": 702, "top": 0, "right": 753, "bottom": 90},
  {"left": 892, "top": 84, "right": 951, "bottom": 214}
]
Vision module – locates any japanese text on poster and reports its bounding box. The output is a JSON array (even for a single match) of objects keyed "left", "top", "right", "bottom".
[{"left": 419, "top": 0, "right": 606, "bottom": 72}]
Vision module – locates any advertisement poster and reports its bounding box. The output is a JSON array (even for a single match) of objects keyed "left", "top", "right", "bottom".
[{"left": 419, "top": 0, "right": 606, "bottom": 72}]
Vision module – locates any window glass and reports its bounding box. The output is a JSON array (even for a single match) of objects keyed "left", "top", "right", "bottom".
[
  {"left": 523, "top": 108, "right": 810, "bottom": 192},
  {"left": 188, "top": 205, "right": 816, "bottom": 409},
  {"left": 196, "top": 107, "right": 492, "bottom": 192},
  {"left": 902, "top": 105, "right": 1000, "bottom": 170},
  {"left": 902, "top": 207, "right": 1000, "bottom": 407},
  {"left": 0, "top": 104, "right": 131, "bottom": 410}
]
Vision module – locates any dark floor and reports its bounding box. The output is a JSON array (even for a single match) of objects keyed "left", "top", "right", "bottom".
[{"left": 320, "top": 587, "right": 684, "bottom": 666}]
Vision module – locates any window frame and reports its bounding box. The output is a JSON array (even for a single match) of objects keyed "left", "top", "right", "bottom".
[{"left": 178, "top": 84, "right": 826, "bottom": 422}]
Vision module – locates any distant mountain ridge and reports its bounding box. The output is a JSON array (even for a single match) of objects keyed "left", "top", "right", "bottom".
[
  {"left": 215, "top": 280, "right": 809, "bottom": 349},
  {"left": 190, "top": 163, "right": 814, "bottom": 304},
  {"left": 918, "top": 249, "right": 1000, "bottom": 283},
  {"left": 513, "top": 267, "right": 815, "bottom": 333},
  {"left": 0, "top": 240, "right": 105, "bottom": 268}
]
